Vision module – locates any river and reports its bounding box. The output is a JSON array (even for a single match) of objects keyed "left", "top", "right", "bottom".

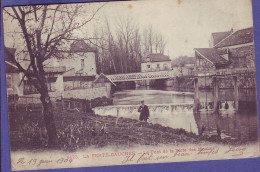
[{"left": 111, "top": 87, "right": 259, "bottom": 142}]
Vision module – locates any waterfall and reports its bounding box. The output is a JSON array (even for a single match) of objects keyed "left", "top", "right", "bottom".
[{"left": 93, "top": 103, "right": 198, "bottom": 134}]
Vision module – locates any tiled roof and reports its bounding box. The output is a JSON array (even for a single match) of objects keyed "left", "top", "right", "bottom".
[
  {"left": 44, "top": 66, "right": 66, "bottom": 73},
  {"left": 215, "top": 27, "right": 254, "bottom": 48},
  {"left": 5, "top": 47, "right": 16, "bottom": 63},
  {"left": 194, "top": 48, "right": 228, "bottom": 65},
  {"left": 94, "top": 73, "right": 116, "bottom": 86},
  {"left": 212, "top": 30, "right": 232, "bottom": 46},
  {"left": 147, "top": 54, "right": 171, "bottom": 62},
  {"left": 5, "top": 47, "right": 19, "bottom": 73},
  {"left": 75, "top": 68, "right": 84, "bottom": 74},
  {"left": 6, "top": 61, "right": 19, "bottom": 73},
  {"left": 70, "top": 40, "right": 96, "bottom": 52}
]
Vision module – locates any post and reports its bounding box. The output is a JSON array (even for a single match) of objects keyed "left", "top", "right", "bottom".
[
  {"left": 25, "top": 97, "right": 28, "bottom": 113},
  {"left": 213, "top": 77, "right": 219, "bottom": 112},
  {"left": 61, "top": 95, "right": 64, "bottom": 110},
  {"left": 115, "top": 108, "right": 119, "bottom": 126},
  {"left": 32, "top": 96, "right": 34, "bottom": 111},
  {"left": 233, "top": 76, "right": 239, "bottom": 110},
  {"left": 193, "top": 77, "right": 199, "bottom": 112}
]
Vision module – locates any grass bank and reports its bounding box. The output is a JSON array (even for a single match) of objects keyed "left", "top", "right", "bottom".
[{"left": 9, "top": 110, "right": 246, "bottom": 151}]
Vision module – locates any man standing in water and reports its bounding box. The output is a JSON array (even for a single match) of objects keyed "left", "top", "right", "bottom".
[{"left": 138, "top": 100, "right": 150, "bottom": 122}]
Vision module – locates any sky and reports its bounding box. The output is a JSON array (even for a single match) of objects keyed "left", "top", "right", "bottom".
[{"left": 3, "top": 0, "right": 254, "bottom": 59}]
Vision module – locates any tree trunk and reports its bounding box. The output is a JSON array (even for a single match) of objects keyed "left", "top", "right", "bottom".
[{"left": 40, "top": 92, "right": 58, "bottom": 148}]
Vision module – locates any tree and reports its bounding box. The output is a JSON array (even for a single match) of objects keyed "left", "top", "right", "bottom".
[
  {"left": 4, "top": 4, "right": 105, "bottom": 148},
  {"left": 116, "top": 15, "right": 136, "bottom": 73},
  {"left": 142, "top": 25, "right": 167, "bottom": 58}
]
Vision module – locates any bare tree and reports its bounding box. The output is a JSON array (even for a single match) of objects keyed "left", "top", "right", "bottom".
[
  {"left": 116, "top": 15, "right": 137, "bottom": 73},
  {"left": 4, "top": 4, "right": 105, "bottom": 148},
  {"left": 142, "top": 25, "right": 167, "bottom": 58}
]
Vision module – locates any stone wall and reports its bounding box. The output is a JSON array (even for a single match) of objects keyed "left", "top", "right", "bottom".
[
  {"left": 62, "top": 87, "right": 109, "bottom": 100},
  {"left": 227, "top": 45, "right": 255, "bottom": 69},
  {"left": 17, "top": 87, "right": 110, "bottom": 104}
]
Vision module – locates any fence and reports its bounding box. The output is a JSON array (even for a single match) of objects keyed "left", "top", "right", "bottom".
[
  {"left": 8, "top": 95, "right": 113, "bottom": 114},
  {"left": 8, "top": 95, "right": 63, "bottom": 113},
  {"left": 62, "top": 97, "right": 113, "bottom": 113}
]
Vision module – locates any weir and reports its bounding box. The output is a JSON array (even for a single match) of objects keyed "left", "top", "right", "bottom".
[
  {"left": 93, "top": 101, "right": 237, "bottom": 118},
  {"left": 93, "top": 103, "right": 193, "bottom": 117},
  {"left": 93, "top": 101, "right": 237, "bottom": 135},
  {"left": 93, "top": 103, "right": 198, "bottom": 134}
]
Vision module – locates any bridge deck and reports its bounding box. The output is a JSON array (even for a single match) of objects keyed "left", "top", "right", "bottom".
[
  {"left": 106, "top": 67, "right": 255, "bottom": 82},
  {"left": 106, "top": 70, "right": 181, "bottom": 82}
]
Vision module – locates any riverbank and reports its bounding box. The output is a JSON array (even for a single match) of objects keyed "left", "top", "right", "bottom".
[{"left": 9, "top": 110, "right": 250, "bottom": 152}]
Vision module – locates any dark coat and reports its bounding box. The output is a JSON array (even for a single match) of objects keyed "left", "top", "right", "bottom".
[{"left": 138, "top": 105, "right": 150, "bottom": 120}]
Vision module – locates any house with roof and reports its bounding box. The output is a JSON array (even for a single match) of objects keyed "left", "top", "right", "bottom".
[
  {"left": 194, "top": 27, "right": 255, "bottom": 72},
  {"left": 141, "top": 53, "right": 172, "bottom": 72},
  {"left": 45, "top": 40, "right": 97, "bottom": 77},
  {"left": 5, "top": 47, "right": 24, "bottom": 97},
  {"left": 5, "top": 46, "right": 67, "bottom": 95},
  {"left": 5, "top": 41, "right": 114, "bottom": 102},
  {"left": 194, "top": 27, "right": 255, "bottom": 89}
]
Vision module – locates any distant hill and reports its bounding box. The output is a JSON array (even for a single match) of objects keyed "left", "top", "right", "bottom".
[{"left": 171, "top": 56, "right": 195, "bottom": 67}]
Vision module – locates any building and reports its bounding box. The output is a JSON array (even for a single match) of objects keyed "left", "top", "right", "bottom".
[
  {"left": 5, "top": 47, "right": 23, "bottom": 97},
  {"left": 44, "top": 40, "right": 97, "bottom": 76},
  {"left": 193, "top": 27, "right": 256, "bottom": 111},
  {"left": 141, "top": 53, "right": 172, "bottom": 72},
  {"left": 194, "top": 27, "right": 255, "bottom": 88},
  {"left": 5, "top": 40, "right": 113, "bottom": 101},
  {"left": 194, "top": 27, "right": 255, "bottom": 72}
]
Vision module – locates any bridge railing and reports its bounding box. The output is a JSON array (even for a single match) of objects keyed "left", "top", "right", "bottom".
[
  {"left": 194, "top": 67, "right": 256, "bottom": 76},
  {"left": 106, "top": 70, "right": 182, "bottom": 82}
]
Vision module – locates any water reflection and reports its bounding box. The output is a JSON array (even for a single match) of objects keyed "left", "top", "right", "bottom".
[
  {"left": 112, "top": 87, "right": 259, "bottom": 142},
  {"left": 113, "top": 88, "right": 194, "bottom": 105},
  {"left": 194, "top": 110, "right": 258, "bottom": 141}
]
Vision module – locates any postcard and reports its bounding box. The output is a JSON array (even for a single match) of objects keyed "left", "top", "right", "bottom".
[{"left": 2, "top": 0, "right": 259, "bottom": 170}]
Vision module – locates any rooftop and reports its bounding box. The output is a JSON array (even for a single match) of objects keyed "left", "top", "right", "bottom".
[
  {"left": 194, "top": 48, "right": 228, "bottom": 65},
  {"left": 70, "top": 40, "right": 96, "bottom": 53},
  {"left": 5, "top": 47, "right": 19, "bottom": 73},
  {"left": 146, "top": 54, "right": 171, "bottom": 62},
  {"left": 214, "top": 27, "right": 254, "bottom": 48},
  {"left": 212, "top": 30, "right": 232, "bottom": 46}
]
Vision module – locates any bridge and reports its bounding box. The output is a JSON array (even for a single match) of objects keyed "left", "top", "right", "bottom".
[
  {"left": 106, "top": 69, "right": 183, "bottom": 82},
  {"left": 106, "top": 67, "right": 255, "bottom": 82},
  {"left": 105, "top": 67, "right": 256, "bottom": 112}
]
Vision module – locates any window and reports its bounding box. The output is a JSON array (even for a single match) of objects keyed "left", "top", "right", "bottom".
[
  {"left": 164, "top": 63, "right": 168, "bottom": 70},
  {"left": 6, "top": 75, "right": 12, "bottom": 88},
  {"left": 81, "top": 59, "right": 84, "bottom": 69},
  {"left": 157, "top": 64, "right": 160, "bottom": 68},
  {"left": 147, "top": 65, "right": 150, "bottom": 68}
]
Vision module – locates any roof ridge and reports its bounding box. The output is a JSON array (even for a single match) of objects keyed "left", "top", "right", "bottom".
[
  {"left": 194, "top": 48, "right": 228, "bottom": 65},
  {"left": 214, "top": 27, "right": 253, "bottom": 48},
  {"left": 214, "top": 30, "right": 235, "bottom": 48}
]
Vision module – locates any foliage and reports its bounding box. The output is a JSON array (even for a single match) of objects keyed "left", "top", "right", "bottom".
[{"left": 171, "top": 56, "right": 195, "bottom": 67}]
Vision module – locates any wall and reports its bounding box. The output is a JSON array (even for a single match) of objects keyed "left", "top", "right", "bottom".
[
  {"left": 63, "top": 80, "right": 93, "bottom": 91},
  {"left": 6, "top": 73, "right": 24, "bottom": 96},
  {"left": 141, "top": 61, "right": 171, "bottom": 72},
  {"left": 17, "top": 86, "right": 110, "bottom": 105},
  {"left": 195, "top": 53, "right": 215, "bottom": 71},
  {"left": 62, "top": 87, "right": 109, "bottom": 100},
  {"left": 44, "top": 52, "right": 97, "bottom": 76},
  {"left": 227, "top": 45, "right": 255, "bottom": 69}
]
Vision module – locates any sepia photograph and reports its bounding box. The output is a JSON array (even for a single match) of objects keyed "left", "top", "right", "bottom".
[{"left": 2, "top": 0, "right": 260, "bottom": 170}]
